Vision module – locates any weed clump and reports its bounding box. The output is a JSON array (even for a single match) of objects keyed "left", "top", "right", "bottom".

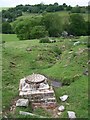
[{"left": 53, "top": 46, "right": 62, "bottom": 56}]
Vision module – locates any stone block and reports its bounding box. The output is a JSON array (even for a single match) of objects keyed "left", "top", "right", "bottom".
[{"left": 16, "top": 99, "right": 29, "bottom": 107}]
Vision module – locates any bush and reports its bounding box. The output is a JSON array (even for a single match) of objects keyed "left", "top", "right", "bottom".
[
  {"left": 39, "top": 37, "right": 51, "bottom": 43},
  {"left": 30, "top": 26, "right": 48, "bottom": 39},
  {"left": 13, "top": 17, "right": 42, "bottom": 40},
  {"left": 2, "top": 22, "right": 13, "bottom": 34}
]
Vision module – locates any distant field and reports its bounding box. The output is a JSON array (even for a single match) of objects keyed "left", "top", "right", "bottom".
[
  {"left": 2, "top": 34, "right": 88, "bottom": 118},
  {"left": 0, "top": 7, "right": 9, "bottom": 11}
]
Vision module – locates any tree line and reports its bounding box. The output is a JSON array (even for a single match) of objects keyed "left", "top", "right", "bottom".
[
  {"left": 1, "top": 3, "right": 88, "bottom": 23},
  {"left": 1, "top": 3, "right": 90, "bottom": 39},
  {"left": 2, "top": 13, "right": 89, "bottom": 39}
]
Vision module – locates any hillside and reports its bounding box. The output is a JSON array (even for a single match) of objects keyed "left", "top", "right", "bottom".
[
  {"left": 13, "top": 11, "right": 88, "bottom": 26},
  {"left": 1, "top": 3, "right": 88, "bottom": 24},
  {"left": 2, "top": 34, "right": 88, "bottom": 118}
]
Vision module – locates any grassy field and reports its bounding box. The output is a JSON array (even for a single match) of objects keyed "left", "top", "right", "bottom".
[{"left": 2, "top": 34, "right": 88, "bottom": 118}]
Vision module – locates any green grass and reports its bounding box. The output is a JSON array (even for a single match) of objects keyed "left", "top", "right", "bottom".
[
  {"left": 2, "top": 34, "right": 19, "bottom": 42},
  {"left": 55, "top": 75, "right": 88, "bottom": 118},
  {"left": 2, "top": 34, "right": 88, "bottom": 118}
]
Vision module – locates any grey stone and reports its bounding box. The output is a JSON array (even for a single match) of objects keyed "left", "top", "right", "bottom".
[
  {"left": 62, "top": 31, "right": 68, "bottom": 37},
  {"left": 57, "top": 112, "right": 62, "bottom": 116},
  {"left": 67, "top": 111, "right": 76, "bottom": 119},
  {"left": 16, "top": 99, "right": 29, "bottom": 107},
  {"left": 58, "top": 105, "right": 65, "bottom": 112},
  {"left": 69, "top": 35, "right": 74, "bottom": 38},
  {"left": 83, "top": 68, "right": 88, "bottom": 76},
  {"left": 26, "top": 48, "right": 32, "bottom": 51},
  {"left": 73, "top": 41, "right": 80, "bottom": 46},
  {"left": 60, "top": 95, "right": 68, "bottom": 102},
  {"left": 87, "top": 60, "right": 90, "bottom": 64},
  {"left": 4, "top": 116, "right": 8, "bottom": 118}
]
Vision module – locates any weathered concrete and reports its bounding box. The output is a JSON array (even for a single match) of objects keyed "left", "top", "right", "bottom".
[
  {"left": 16, "top": 99, "right": 29, "bottom": 107},
  {"left": 67, "top": 111, "right": 76, "bottom": 119}
]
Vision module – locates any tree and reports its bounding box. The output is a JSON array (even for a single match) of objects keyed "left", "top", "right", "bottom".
[
  {"left": 58, "top": 5, "right": 64, "bottom": 11},
  {"left": 68, "top": 14, "right": 87, "bottom": 36},
  {"left": 2, "top": 8, "right": 22, "bottom": 22},
  {"left": 80, "top": 7, "right": 86, "bottom": 13},
  {"left": 31, "top": 6, "right": 40, "bottom": 13},
  {"left": 41, "top": 13, "right": 63, "bottom": 37},
  {"left": 86, "top": 21, "right": 90, "bottom": 35},
  {"left": 54, "top": 2, "right": 59, "bottom": 6},
  {"left": 63, "top": 3, "right": 67, "bottom": 7},
  {"left": 2, "top": 22, "right": 13, "bottom": 34},
  {"left": 62, "top": 3, "right": 67, "bottom": 10},
  {"left": 66, "top": 5, "right": 72, "bottom": 11},
  {"left": 46, "top": 5, "right": 55, "bottom": 12},
  {"left": 13, "top": 16, "right": 43, "bottom": 40},
  {"left": 71, "top": 6, "right": 81, "bottom": 13},
  {"left": 14, "top": 21, "right": 32, "bottom": 40}
]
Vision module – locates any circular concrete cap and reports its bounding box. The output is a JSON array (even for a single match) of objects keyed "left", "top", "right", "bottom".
[{"left": 26, "top": 73, "right": 46, "bottom": 83}]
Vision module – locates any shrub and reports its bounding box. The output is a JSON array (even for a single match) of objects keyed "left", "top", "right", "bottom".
[
  {"left": 39, "top": 37, "right": 51, "bottom": 43},
  {"left": 30, "top": 26, "right": 48, "bottom": 39},
  {"left": 2, "top": 22, "right": 13, "bottom": 34}
]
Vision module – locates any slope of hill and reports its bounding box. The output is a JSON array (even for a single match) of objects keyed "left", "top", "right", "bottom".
[{"left": 2, "top": 34, "right": 88, "bottom": 118}]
